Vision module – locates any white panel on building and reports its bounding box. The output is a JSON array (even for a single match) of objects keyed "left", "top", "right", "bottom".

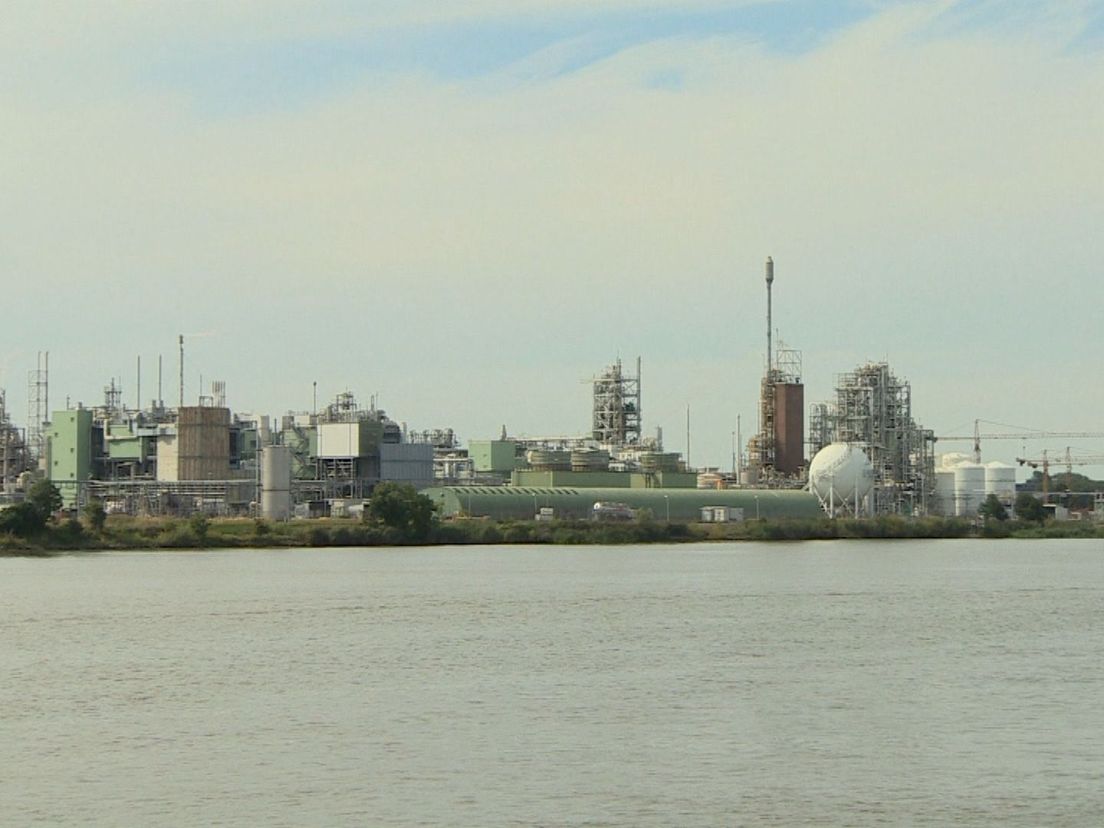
[
  {"left": 156, "top": 434, "right": 178, "bottom": 482},
  {"left": 317, "top": 422, "right": 361, "bottom": 458}
]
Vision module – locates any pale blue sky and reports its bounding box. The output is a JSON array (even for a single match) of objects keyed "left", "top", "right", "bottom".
[{"left": 2, "top": 0, "right": 1103, "bottom": 473}]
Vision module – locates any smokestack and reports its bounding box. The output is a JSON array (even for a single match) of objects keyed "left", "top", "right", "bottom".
[
  {"left": 765, "top": 257, "right": 774, "bottom": 373},
  {"left": 178, "top": 334, "right": 184, "bottom": 409}
]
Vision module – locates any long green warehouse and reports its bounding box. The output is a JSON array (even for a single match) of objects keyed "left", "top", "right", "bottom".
[{"left": 424, "top": 486, "right": 824, "bottom": 522}]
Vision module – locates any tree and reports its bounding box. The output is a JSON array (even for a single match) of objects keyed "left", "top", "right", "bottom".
[
  {"left": 1014, "top": 492, "right": 1048, "bottom": 524},
  {"left": 367, "top": 482, "right": 436, "bottom": 540},
  {"left": 189, "top": 513, "right": 210, "bottom": 544},
  {"left": 978, "top": 494, "right": 1008, "bottom": 522},
  {"left": 0, "top": 502, "right": 47, "bottom": 537},
  {"left": 83, "top": 499, "right": 107, "bottom": 533},
  {"left": 27, "top": 480, "right": 62, "bottom": 521}
]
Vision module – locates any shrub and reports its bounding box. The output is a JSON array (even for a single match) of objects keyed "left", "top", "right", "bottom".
[
  {"left": 83, "top": 500, "right": 107, "bottom": 533},
  {"left": 188, "top": 514, "right": 210, "bottom": 545}
]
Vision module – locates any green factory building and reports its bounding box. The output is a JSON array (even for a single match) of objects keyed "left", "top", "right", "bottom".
[
  {"left": 469, "top": 439, "right": 523, "bottom": 474},
  {"left": 46, "top": 408, "right": 94, "bottom": 506}
]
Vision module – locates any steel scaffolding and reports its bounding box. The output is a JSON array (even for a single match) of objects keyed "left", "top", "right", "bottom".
[
  {"left": 829, "top": 362, "right": 935, "bottom": 515},
  {"left": 592, "top": 357, "right": 642, "bottom": 447},
  {"left": 26, "top": 351, "right": 48, "bottom": 464}
]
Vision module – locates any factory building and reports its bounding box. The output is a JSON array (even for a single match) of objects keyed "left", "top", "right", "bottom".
[
  {"left": 290, "top": 391, "right": 434, "bottom": 503},
  {"left": 26, "top": 378, "right": 432, "bottom": 517},
  {"left": 746, "top": 258, "right": 806, "bottom": 483},
  {"left": 45, "top": 408, "right": 94, "bottom": 507},
  {"left": 1, "top": 388, "right": 33, "bottom": 497},
  {"left": 807, "top": 362, "right": 936, "bottom": 516},
  {"left": 158, "top": 406, "right": 231, "bottom": 482}
]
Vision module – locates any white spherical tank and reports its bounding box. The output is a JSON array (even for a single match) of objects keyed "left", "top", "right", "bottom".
[
  {"left": 808, "top": 443, "right": 874, "bottom": 512},
  {"left": 934, "top": 469, "right": 957, "bottom": 517},
  {"left": 984, "top": 462, "right": 1016, "bottom": 502},
  {"left": 260, "top": 445, "right": 292, "bottom": 521},
  {"left": 953, "top": 462, "right": 986, "bottom": 517}
]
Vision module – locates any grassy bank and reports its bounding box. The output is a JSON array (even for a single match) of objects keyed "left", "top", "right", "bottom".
[{"left": 3, "top": 514, "right": 1101, "bottom": 555}]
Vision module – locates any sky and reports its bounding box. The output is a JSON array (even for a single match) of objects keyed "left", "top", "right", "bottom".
[{"left": 3, "top": 0, "right": 1103, "bottom": 476}]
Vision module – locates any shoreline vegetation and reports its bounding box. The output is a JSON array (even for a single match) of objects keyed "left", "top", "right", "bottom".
[
  {"left": 2, "top": 513, "right": 1101, "bottom": 556},
  {"left": 2, "top": 481, "right": 1100, "bottom": 556}
]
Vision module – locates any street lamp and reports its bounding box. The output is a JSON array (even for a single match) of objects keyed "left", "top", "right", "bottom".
[
  {"left": 663, "top": 494, "right": 670, "bottom": 523},
  {"left": 754, "top": 494, "right": 760, "bottom": 520}
]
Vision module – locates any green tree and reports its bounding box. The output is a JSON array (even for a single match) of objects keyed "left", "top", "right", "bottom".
[
  {"left": 83, "top": 499, "right": 107, "bottom": 533},
  {"left": 27, "top": 480, "right": 62, "bottom": 521},
  {"left": 978, "top": 494, "right": 1008, "bottom": 522},
  {"left": 1014, "top": 492, "right": 1048, "bottom": 524},
  {"left": 189, "top": 513, "right": 210, "bottom": 544},
  {"left": 0, "top": 502, "right": 47, "bottom": 537},
  {"left": 367, "top": 482, "right": 436, "bottom": 540}
]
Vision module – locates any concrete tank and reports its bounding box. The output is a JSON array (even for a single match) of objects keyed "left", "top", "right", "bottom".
[
  {"left": 808, "top": 443, "right": 874, "bottom": 514},
  {"left": 260, "top": 445, "right": 292, "bottom": 521},
  {"left": 984, "top": 462, "right": 1016, "bottom": 503},
  {"left": 934, "top": 469, "right": 957, "bottom": 517},
  {"left": 527, "top": 449, "right": 570, "bottom": 471},
  {"left": 571, "top": 449, "right": 610, "bottom": 472},
  {"left": 953, "top": 462, "right": 986, "bottom": 517}
]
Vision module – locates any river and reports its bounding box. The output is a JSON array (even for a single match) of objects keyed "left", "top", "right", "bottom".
[{"left": 3, "top": 539, "right": 1103, "bottom": 826}]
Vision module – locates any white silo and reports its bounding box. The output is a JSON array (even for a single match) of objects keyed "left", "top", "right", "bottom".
[
  {"left": 808, "top": 443, "right": 875, "bottom": 516},
  {"left": 934, "top": 469, "right": 957, "bottom": 516},
  {"left": 261, "top": 445, "right": 292, "bottom": 521},
  {"left": 985, "top": 461, "right": 1017, "bottom": 504},
  {"left": 953, "top": 462, "right": 986, "bottom": 517}
]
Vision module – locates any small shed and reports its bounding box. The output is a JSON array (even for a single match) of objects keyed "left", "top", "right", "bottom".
[{"left": 699, "top": 505, "right": 744, "bottom": 523}]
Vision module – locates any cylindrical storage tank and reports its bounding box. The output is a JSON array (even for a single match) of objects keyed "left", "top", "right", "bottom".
[
  {"left": 526, "top": 449, "right": 571, "bottom": 471},
  {"left": 639, "top": 452, "right": 682, "bottom": 472},
  {"left": 985, "top": 462, "right": 1016, "bottom": 502},
  {"left": 571, "top": 449, "right": 610, "bottom": 472},
  {"left": 807, "top": 443, "right": 874, "bottom": 513},
  {"left": 953, "top": 462, "right": 986, "bottom": 517},
  {"left": 934, "top": 469, "right": 956, "bottom": 517},
  {"left": 260, "top": 445, "right": 292, "bottom": 521},
  {"left": 697, "top": 471, "right": 724, "bottom": 489}
]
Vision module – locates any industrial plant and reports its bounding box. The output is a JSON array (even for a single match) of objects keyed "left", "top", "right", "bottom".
[
  {"left": 806, "top": 362, "right": 936, "bottom": 517},
  {"left": 1, "top": 257, "right": 1099, "bottom": 526}
]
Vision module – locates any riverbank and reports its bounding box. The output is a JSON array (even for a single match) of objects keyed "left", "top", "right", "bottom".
[{"left": 2, "top": 514, "right": 1101, "bottom": 554}]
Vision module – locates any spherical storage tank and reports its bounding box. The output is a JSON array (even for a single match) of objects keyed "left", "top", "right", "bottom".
[
  {"left": 808, "top": 443, "right": 874, "bottom": 511},
  {"left": 953, "top": 462, "right": 986, "bottom": 517}
]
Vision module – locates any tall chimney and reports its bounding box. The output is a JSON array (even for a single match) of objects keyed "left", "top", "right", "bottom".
[{"left": 765, "top": 256, "right": 774, "bottom": 373}]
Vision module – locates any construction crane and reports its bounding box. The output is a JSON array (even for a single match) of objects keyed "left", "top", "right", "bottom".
[
  {"left": 937, "top": 419, "right": 1104, "bottom": 463},
  {"left": 1015, "top": 448, "right": 1104, "bottom": 503}
]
